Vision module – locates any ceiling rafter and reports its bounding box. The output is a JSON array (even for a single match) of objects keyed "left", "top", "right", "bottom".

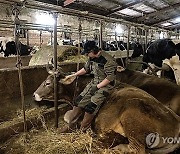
[
  {"left": 69, "top": 1, "right": 110, "bottom": 15},
  {"left": 143, "top": 1, "right": 159, "bottom": 10},
  {"left": 151, "top": 15, "right": 180, "bottom": 26},
  {"left": 165, "top": 22, "right": 180, "bottom": 29},
  {"left": 160, "top": 0, "right": 171, "bottom": 6},
  {"left": 106, "top": 0, "right": 145, "bottom": 16},
  {"left": 129, "top": 7, "right": 146, "bottom": 15},
  {"left": 104, "top": 0, "right": 121, "bottom": 6},
  {"left": 134, "top": 2, "right": 180, "bottom": 22}
]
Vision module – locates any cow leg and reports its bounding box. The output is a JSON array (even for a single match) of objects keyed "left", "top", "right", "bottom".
[
  {"left": 58, "top": 106, "right": 83, "bottom": 133},
  {"left": 128, "top": 137, "right": 146, "bottom": 154}
]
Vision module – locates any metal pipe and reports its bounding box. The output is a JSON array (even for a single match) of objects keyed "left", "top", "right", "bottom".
[
  {"left": 76, "top": 17, "right": 82, "bottom": 72},
  {"left": 26, "top": 29, "right": 29, "bottom": 46},
  {"left": 145, "top": 27, "right": 148, "bottom": 54},
  {"left": 39, "top": 30, "right": 42, "bottom": 48},
  {"left": 126, "top": 25, "right": 131, "bottom": 67},
  {"left": 99, "top": 20, "right": 103, "bottom": 49},
  {"left": 53, "top": 12, "right": 58, "bottom": 128},
  {"left": 72, "top": 17, "right": 82, "bottom": 104},
  {"left": 0, "top": 20, "right": 93, "bottom": 34},
  {"left": 13, "top": 3, "right": 27, "bottom": 133},
  {"left": 50, "top": 30, "right": 53, "bottom": 45}
]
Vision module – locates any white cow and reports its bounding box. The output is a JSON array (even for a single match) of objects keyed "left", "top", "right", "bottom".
[{"left": 163, "top": 54, "right": 180, "bottom": 85}]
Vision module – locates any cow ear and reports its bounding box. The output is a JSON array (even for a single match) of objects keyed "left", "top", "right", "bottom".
[{"left": 59, "top": 75, "right": 76, "bottom": 85}]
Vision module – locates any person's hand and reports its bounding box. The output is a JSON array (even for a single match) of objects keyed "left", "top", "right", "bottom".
[
  {"left": 90, "top": 85, "right": 99, "bottom": 95},
  {"left": 61, "top": 74, "right": 77, "bottom": 84},
  {"left": 65, "top": 74, "right": 76, "bottom": 80}
]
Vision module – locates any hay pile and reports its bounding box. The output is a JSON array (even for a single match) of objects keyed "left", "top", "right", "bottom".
[
  {"left": 29, "top": 45, "right": 87, "bottom": 66},
  {"left": 1, "top": 109, "right": 124, "bottom": 154},
  {"left": 2, "top": 129, "right": 124, "bottom": 154},
  {"left": 0, "top": 107, "right": 47, "bottom": 130}
]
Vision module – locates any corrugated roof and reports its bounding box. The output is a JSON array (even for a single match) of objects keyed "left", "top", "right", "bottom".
[{"left": 4, "top": 0, "right": 180, "bottom": 30}]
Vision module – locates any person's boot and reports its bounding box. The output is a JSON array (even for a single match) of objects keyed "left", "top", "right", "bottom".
[
  {"left": 80, "top": 112, "right": 95, "bottom": 132},
  {"left": 58, "top": 106, "right": 83, "bottom": 133}
]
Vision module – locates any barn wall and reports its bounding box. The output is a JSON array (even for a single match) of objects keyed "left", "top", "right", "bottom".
[{"left": 0, "top": 55, "right": 32, "bottom": 69}]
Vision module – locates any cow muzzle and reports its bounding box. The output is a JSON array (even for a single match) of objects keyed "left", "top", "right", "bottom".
[{"left": 33, "top": 93, "right": 42, "bottom": 101}]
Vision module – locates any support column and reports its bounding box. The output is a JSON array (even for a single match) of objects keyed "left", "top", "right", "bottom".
[
  {"left": 126, "top": 25, "right": 131, "bottom": 67},
  {"left": 53, "top": 12, "right": 58, "bottom": 128},
  {"left": 26, "top": 29, "right": 29, "bottom": 46},
  {"left": 99, "top": 20, "right": 103, "bottom": 49}
]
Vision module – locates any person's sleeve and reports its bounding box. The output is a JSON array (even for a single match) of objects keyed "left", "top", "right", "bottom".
[
  {"left": 83, "top": 59, "right": 91, "bottom": 73},
  {"left": 104, "top": 59, "right": 117, "bottom": 81}
]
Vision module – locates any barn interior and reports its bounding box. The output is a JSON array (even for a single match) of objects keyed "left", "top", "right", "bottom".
[{"left": 0, "top": 0, "right": 180, "bottom": 153}]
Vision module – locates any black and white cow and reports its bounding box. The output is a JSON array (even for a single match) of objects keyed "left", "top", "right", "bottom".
[
  {"left": 142, "top": 39, "right": 180, "bottom": 82},
  {"left": 143, "top": 39, "right": 177, "bottom": 68},
  {"left": 0, "top": 38, "right": 32, "bottom": 57}
]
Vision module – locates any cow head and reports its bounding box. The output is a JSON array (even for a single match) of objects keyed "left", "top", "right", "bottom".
[{"left": 33, "top": 64, "right": 77, "bottom": 102}]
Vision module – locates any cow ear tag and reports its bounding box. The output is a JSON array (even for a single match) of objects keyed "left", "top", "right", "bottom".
[{"left": 60, "top": 75, "right": 76, "bottom": 85}]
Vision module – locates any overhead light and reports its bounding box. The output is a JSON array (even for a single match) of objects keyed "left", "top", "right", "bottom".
[
  {"left": 115, "top": 25, "right": 123, "bottom": 34},
  {"left": 36, "top": 13, "right": 55, "bottom": 26},
  {"left": 175, "top": 17, "right": 180, "bottom": 23},
  {"left": 161, "top": 22, "right": 172, "bottom": 26}
]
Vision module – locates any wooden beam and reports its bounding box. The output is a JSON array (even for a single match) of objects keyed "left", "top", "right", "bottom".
[
  {"left": 104, "top": 0, "right": 122, "bottom": 6},
  {"left": 69, "top": 1, "right": 110, "bottom": 16},
  {"left": 129, "top": 7, "right": 146, "bottom": 14},
  {"left": 134, "top": 2, "right": 180, "bottom": 22},
  {"left": 151, "top": 15, "right": 180, "bottom": 26},
  {"left": 165, "top": 22, "right": 180, "bottom": 29},
  {"left": 143, "top": 1, "right": 159, "bottom": 10},
  {"left": 107, "top": 0, "right": 144, "bottom": 16}
]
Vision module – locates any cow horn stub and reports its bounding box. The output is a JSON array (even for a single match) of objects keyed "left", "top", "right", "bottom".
[{"left": 46, "top": 63, "right": 54, "bottom": 75}]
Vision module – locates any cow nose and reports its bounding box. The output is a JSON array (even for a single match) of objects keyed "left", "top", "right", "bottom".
[{"left": 33, "top": 93, "right": 42, "bottom": 101}]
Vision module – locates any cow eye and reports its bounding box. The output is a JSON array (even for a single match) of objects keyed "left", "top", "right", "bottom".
[{"left": 44, "top": 80, "right": 51, "bottom": 86}]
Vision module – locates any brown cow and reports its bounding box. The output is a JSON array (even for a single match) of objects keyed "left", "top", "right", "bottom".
[
  {"left": 116, "top": 68, "right": 180, "bottom": 116},
  {"left": 34, "top": 73, "right": 179, "bottom": 154},
  {"left": 34, "top": 68, "right": 180, "bottom": 116}
]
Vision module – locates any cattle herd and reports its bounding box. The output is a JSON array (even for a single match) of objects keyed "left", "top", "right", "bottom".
[{"left": 0, "top": 35, "right": 180, "bottom": 153}]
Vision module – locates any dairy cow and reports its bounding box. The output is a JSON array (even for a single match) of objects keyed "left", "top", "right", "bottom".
[
  {"left": 34, "top": 71, "right": 179, "bottom": 154},
  {"left": 143, "top": 39, "right": 180, "bottom": 82},
  {"left": 0, "top": 37, "right": 32, "bottom": 57}
]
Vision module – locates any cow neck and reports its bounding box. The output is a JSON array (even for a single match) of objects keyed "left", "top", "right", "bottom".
[
  {"left": 61, "top": 82, "right": 76, "bottom": 102},
  {"left": 117, "top": 69, "right": 133, "bottom": 84}
]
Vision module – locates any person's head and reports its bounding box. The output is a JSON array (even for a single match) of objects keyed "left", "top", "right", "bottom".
[{"left": 81, "top": 41, "right": 100, "bottom": 58}]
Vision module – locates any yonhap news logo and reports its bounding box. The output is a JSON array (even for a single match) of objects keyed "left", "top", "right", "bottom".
[
  {"left": 146, "top": 133, "right": 160, "bottom": 148},
  {"left": 146, "top": 132, "right": 180, "bottom": 148}
]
